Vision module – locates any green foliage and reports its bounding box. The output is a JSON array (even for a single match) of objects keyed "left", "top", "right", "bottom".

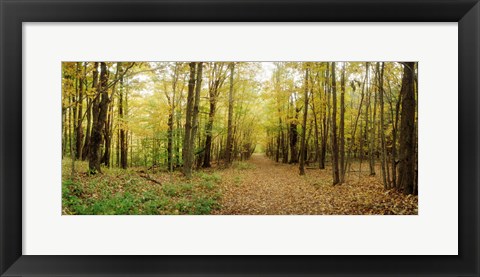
[
  {"left": 62, "top": 180, "right": 87, "bottom": 213},
  {"left": 62, "top": 161, "right": 222, "bottom": 215},
  {"left": 197, "top": 172, "right": 222, "bottom": 183},
  {"left": 89, "top": 192, "right": 138, "bottom": 215},
  {"left": 175, "top": 196, "right": 220, "bottom": 215},
  {"left": 162, "top": 183, "right": 193, "bottom": 197}
]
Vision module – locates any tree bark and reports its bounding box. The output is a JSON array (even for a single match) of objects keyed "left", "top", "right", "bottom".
[
  {"left": 331, "top": 62, "right": 340, "bottom": 185},
  {"left": 182, "top": 62, "right": 197, "bottom": 178},
  {"left": 82, "top": 63, "right": 97, "bottom": 161},
  {"left": 320, "top": 63, "right": 329, "bottom": 169},
  {"left": 378, "top": 62, "right": 389, "bottom": 189},
  {"left": 299, "top": 65, "right": 309, "bottom": 175},
  {"left": 203, "top": 63, "right": 226, "bottom": 168},
  {"left": 289, "top": 108, "right": 299, "bottom": 164},
  {"left": 88, "top": 62, "right": 109, "bottom": 174},
  {"left": 75, "top": 62, "right": 85, "bottom": 160},
  {"left": 368, "top": 64, "right": 377, "bottom": 176},
  {"left": 339, "top": 62, "right": 346, "bottom": 183},
  {"left": 398, "top": 62, "right": 416, "bottom": 195},
  {"left": 118, "top": 63, "right": 128, "bottom": 169},
  {"left": 191, "top": 62, "right": 203, "bottom": 163},
  {"left": 225, "top": 62, "right": 235, "bottom": 165}
]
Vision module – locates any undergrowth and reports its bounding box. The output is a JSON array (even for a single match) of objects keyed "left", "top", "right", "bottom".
[{"left": 62, "top": 159, "right": 222, "bottom": 215}]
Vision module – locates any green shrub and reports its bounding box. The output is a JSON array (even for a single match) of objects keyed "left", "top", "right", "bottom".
[{"left": 199, "top": 172, "right": 222, "bottom": 183}]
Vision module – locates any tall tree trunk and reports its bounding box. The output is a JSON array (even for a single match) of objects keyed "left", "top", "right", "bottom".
[
  {"left": 88, "top": 62, "right": 109, "bottom": 174},
  {"left": 72, "top": 66, "right": 78, "bottom": 161},
  {"left": 398, "top": 62, "right": 416, "bottom": 195},
  {"left": 225, "top": 62, "right": 235, "bottom": 165},
  {"left": 299, "top": 65, "right": 309, "bottom": 175},
  {"left": 331, "top": 62, "right": 340, "bottom": 185},
  {"left": 289, "top": 108, "right": 299, "bottom": 164},
  {"left": 62, "top": 108, "right": 67, "bottom": 158},
  {"left": 82, "top": 64, "right": 97, "bottom": 161},
  {"left": 167, "top": 112, "right": 174, "bottom": 170},
  {"left": 75, "top": 62, "right": 85, "bottom": 159},
  {"left": 167, "top": 64, "right": 180, "bottom": 171},
  {"left": 101, "top": 63, "right": 120, "bottom": 167},
  {"left": 101, "top": 99, "right": 113, "bottom": 166},
  {"left": 378, "top": 62, "right": 389, "bottom": 189},
  {"left": 203, "top": 63, "right": 226, "bottom": 168},
  {"left": 191, "top": 62, "right": 203, "bottom": 164},
  {"left": 339, "top": 62, "right": 346, "bottom": 183},
  {"left": 311, "top": 90, "right": 320, "bottom": 165},
  {"left": 363, "top": 62, "right": 370, "bottom": 177},
  {"left": 182, "top": 62, "right": 197, "bottom": 178},
  {"left": 203, "top": 101, "right": 215, "bottom": 168},
  {"left": 391, "top": 83, "right": 401, "bottom": 189},
  {"left": 118, "top": 63, "right": 128, "bottom": 169},
  {"left": 369, "top": 64, "right": 377, "bottom": 176},
  {"left": 320, "top": 63, "right": 329, "bottom": 169}
]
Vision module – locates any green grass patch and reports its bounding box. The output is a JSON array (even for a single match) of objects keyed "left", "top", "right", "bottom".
[
  {"left": 62, "top": 160, "right": 222, "bottom": 215},
  {"left": 198, "top": 172, "right": 222, "bottom": 183}
]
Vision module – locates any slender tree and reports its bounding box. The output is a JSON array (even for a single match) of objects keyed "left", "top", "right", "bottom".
[
  {"left": 75, "top": 62, "right": 85, "bottom": 160},
  {"left": 118, "top": 63, "right": 128, "bottom": 169},
  {"left": 378, "top": 62, "right": 389, "bottom": 189},
  {"left": 203, "top": 63, "right": 227, "bottom": 168},
  {"left": 299, "top": 64, "right": 309, "bottom": 175},
  {"left": 339, "top": 62, "right": 346, "bottom": 183},
  {"left": 331, "top": 62, "right": 340, "bottom": 185},
  {"left": 191, "top": 62, "right": 203, "bottom": 166},
  {"left": 225, "top": 62, "right": 235, "bottom": 165}
]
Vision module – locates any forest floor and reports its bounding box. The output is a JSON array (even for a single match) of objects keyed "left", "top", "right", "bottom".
[
  {"left": 215, "top": 154, "right": 417, "bottom": 215},
  {"left": 62, "top": 154, "right": 418, "bottom": 215}
]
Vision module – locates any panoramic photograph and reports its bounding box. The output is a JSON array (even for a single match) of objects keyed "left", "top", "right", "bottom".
[{"left": 62, "top": 62, "right": 418, "bottom": 215}]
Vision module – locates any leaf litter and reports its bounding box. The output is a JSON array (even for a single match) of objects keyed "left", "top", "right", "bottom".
[{"left": 213, "top": 154, "right": 418, "bottom": 215}]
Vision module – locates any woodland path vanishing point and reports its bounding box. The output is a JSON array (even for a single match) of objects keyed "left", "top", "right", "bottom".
[{"left": 214, "top": 153, "right": 417, "bottom": 215}]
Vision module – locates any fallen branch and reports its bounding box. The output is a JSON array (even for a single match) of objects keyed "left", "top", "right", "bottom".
[{"left": 138, "top": 173, "right": 162, "bottom": 185}]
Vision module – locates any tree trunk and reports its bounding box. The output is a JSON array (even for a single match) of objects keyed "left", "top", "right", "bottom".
[
  {"left": 339, "top": 62, "right": 346, "bottom": 183},
  {"left": 166, "top": 64, "right": 181, "bottom": 171},
  {"left": 398, "top": 62, "right": 416, "bottom": 195},
  {"left": 75, "top": 62, "right": 85, "bottom": 160},
  {"left": 369, "top": 64, "right": 377, "bottom": 176},
  {"left": 311, "top": 90, "right": 320, "bottom": 165},
  {"left": 191, "top": 62, "right": 203, "bottom": 163},
  {"left": 299, "top": 65, "right": 309, "bottom": 175},
  {"left": 289, "top": 109, "right": 299, "bottom": 164},
  {"left": 331, "top": 62, "right": 340, "bottom": 185},
  {"left": 82, "top": 65, "right": 97, "bottom": 161},
  {"left": 118, "top": 63, "right": 128, "bottom": 169},
  {"left": 203, "top": 63, "right": 226, "bottom": 168},
  {"left": 88, "top": 62, "right": 109, "bottom": 174},
  {"left": 183, "top": 62, "right": 197, "bottom": 178},
  {"left": 378, "top": 62, "right": 389, "bottom": 189},
  {"left": 391, "top": 83, "right": 401, "bottom": 189},
  {"left": 203, "top": 101, "right": 215, "bottom": 168},
  {"left": 225, "top": 62, "right": 235, "bottom": 165},
  {"left": 320, "top": 63, "right": 329, "bottom": 169}
]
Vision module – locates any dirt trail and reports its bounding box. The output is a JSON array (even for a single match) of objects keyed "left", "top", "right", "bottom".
[{"left": 214, "top": 153, "right": 418, "bottom": 215}]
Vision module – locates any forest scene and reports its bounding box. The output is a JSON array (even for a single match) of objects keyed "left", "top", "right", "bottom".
[{"left": 62, "top": 61, "right": 418, "bottom": 215}]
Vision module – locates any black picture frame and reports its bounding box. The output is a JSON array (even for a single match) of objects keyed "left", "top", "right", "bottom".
[{"left": 1, "top": 0, "right": 478, "bottom": 276}]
